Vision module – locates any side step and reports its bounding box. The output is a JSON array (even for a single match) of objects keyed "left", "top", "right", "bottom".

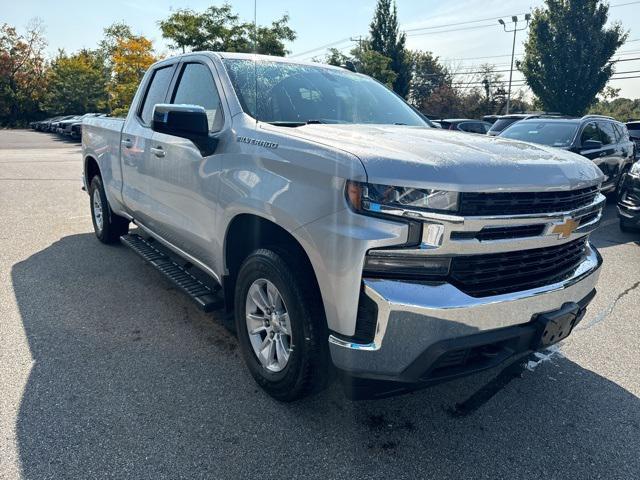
[{"left": 120, "top": 233, "right": 224, "bottom": 312}]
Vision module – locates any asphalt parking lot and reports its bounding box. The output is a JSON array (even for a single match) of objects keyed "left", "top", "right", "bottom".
[{"left": 1, "top": 129, "right": 639, "bottom": 479}]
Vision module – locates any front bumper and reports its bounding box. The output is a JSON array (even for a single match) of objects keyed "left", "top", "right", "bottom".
[
  {"left": 618, "top": 173, "right": 640, "bottom": 224},
  {"left": 329, "top": 242, "right": 602, "bottom": 387}
]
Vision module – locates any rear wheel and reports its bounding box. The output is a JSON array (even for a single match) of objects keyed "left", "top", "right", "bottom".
[
  {"left": 234, "top": 248, "right": 328, "bottom": 401},
  {"left": 89, "top": 176, "right": 129, "bottom": 244}
]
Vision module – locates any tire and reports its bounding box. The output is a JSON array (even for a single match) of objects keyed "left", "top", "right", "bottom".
[
  {"left": 620, "top": 217, "right": 639, "bottom": 233},
  {"left": 234, "top": 248, "right": 329, "bottom": 401},
  {"left": 89, "top": 175, "right": 129, "bottom": 244}
]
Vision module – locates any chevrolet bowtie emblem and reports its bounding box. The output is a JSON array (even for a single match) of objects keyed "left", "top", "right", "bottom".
[{"left": 551, "top": 218, "right": 580, "bottom": 239}]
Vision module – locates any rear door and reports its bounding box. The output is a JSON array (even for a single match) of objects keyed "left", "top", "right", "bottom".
[
  {"left": 120, "top": 63, "right": 177, "bottom": 227},
  {"left": 146, "top": 59, "right": 227, "bottom": 270}
]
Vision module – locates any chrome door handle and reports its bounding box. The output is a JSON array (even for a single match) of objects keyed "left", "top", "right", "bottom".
[
  {"left": 151, "top": 146, "right": 165, "bottom": 158},
  {"left": 122, "top": 138, "right": 133, "bottom": 148}
]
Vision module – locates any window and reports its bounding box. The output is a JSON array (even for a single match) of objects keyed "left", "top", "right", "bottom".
[
  {"left": 172, "top": 63, "right": 223, "bottom": 132},
  {"left": 222, "top": 59, "right": 427, "bottom": 127},
  {"left": 598, "top": 121, "right": 616, "bottom": 145},
  {"left": 500, "top": 121, "right": 579, "bottom": 147},
  {"left": 459, "top": 122, "right": 488, "bottom": 134},
  {"left": 580, "top": 123, "right": 600, "bottom": 145},
  {"left": 139, "top": 66, "right": 174, "bottom": 125}
]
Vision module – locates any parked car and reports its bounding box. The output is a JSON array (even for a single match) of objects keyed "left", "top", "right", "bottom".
[
  {"left": 433, "top": 118, "right": 492, "bottom": 134},
  {"left": 487, "top": 114, "right": 541, "bottom": 136},
  {"left": 499, "top": 115, "right": 635, "bottom": 195},
  {"left": 60, "top": 113, "right": 104, "bottom": 137},
  {"left": 36, "top": 115, "right": 65, "bottom": 132},
  {"left": 482, "top": 115, "right": 500, "bottom": 125},
  {"left": 626, "top": 121, "right": 640, "bottom": 159},
  {"left": 618, "top": 161, "right": 640, "bottom": 232},
  {"left": 83, "top": 52, "right": 604, "bottom": 401},
  {"left": 48, "top": 115, "right": 77, "bottom": 133}
]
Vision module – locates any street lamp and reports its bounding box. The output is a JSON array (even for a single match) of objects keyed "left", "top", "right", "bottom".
[{"left": 498, "top": 13, "right": 531, "bottom": 114}]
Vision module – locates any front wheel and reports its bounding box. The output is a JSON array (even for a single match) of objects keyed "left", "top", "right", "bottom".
[
  {"left": 234, "top": 248, "right": 328, "bottom": 401},
  {"left": 89, "top": 176, "right": 129, "bottom": 244}
]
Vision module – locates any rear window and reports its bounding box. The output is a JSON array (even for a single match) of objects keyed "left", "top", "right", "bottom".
[
  {"left": 139, "top": 66, "right": 175, "bottom": 125},
  {"left": 500, "top": 121, "right": 579, "bottom": 147},
  {"left": 627, "top": 123, "right": 640, "bottom": 138}
]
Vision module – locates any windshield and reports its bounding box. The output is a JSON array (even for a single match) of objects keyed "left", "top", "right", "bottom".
[
  {"left": 500, "top": 121, "right": 579, "bottom": 147},
  {"left": 222, "top": 59, "right": 427, "bottom": 127}
]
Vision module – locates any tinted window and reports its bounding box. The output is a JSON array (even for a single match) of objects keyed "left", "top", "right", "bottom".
[
  {"left": 459, "top": 122, "right": 488, "bottom": 134},
  {"left": 223, "top": 59, "right": 427, "bottom": 126},
  {"left": 140, "top": 66, "right": 174, "bottom": 125},
  {"left": 172, "top": 63, "right": 224, "bottom": 131},
  {"left": 500, "top": 121, "right": 579, "bottom": 147},
  {"left": 626, "top": 122, "right": 640, "bottom": 139},
  {"left": 598, "top": 122, "right": 616, "bottom": 145},
  {"left": 580, "top": 123, "right": 600, "bottom": 145},
  {"left": 488, "top": 118, "right": 520, "bottom": 134}
]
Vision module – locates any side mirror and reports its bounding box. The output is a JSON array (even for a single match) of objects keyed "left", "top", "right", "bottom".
[
  {"left": 152, "top": 104, "right": 218, "bottom": 156},
  {"left": 582, "top": 139, "right": 603, "bottom": 151}
]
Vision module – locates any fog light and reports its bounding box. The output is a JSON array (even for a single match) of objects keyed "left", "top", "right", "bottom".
[{"left": 364, "top": 253, "right": 450, "bottom": 277}]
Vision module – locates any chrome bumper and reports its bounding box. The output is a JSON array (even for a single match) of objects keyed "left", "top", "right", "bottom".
[{"left": 329, "top": 242, "right": 602, "bottom": 379}]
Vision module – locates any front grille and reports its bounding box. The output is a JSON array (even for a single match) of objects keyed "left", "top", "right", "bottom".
[
  {"left": 451, "top": 224, "right": 546, "bottom": 241},
  {"left": 460, "top": 186, "right": 599, "bottom": 216},
  {"left": 449, "top": 238, "right": 588, "bottom": 297}
]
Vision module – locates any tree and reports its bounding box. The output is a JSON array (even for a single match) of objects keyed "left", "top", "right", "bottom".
[
  {"left": 323, "top": 48, "right": 350, "bottom": 67},
  {"left": 518, "top": 0, "right": 627, "bottom": 115},
  {"left": 109, "top": 35, "right": 157, "bottom": 117},
  {"left": 409, "top": 51, "right": 450, "bottom": 109},
  {"left": 590, "top": 97, "right": 640, "bottom": 121},
  {"left": 43, "top": 49, "right": 109, "bottom": 114},
  {"left": 0, "top": 20, "right": 48, "bottom": 126},
  {"left": 350, "top": 43, "right": 397, "bottom": 88},
  {"left": 158, "top": 4, "right": 296, "bottom": 56},
  {"left": 369, "top": 0, "right": 411, "bottom": 97}
]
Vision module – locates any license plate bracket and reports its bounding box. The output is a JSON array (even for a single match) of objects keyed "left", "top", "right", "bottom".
[{"left": 534, "top": 302, "right": 582, "bottom": 349}]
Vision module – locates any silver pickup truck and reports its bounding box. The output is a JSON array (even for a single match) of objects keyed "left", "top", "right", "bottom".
[{"left": 83, "top": 52, "right": 604, "bottom": 400}]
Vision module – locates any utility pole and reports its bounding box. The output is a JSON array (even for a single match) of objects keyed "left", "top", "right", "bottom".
[{"left": 498, "top": 14, "right": 530, "bottom": 114}]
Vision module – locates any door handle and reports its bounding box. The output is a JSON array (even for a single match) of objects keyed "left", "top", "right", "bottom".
[
  {"left": 151, "top": 146, "right": 165, "bottom": 158},
  {"left": 122, "top": 138, "right": 133, "bottom": 148}
]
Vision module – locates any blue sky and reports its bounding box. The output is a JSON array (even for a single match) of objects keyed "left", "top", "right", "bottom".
[{"left": 4, "top": 0, "right": 640, "bottom": 98}]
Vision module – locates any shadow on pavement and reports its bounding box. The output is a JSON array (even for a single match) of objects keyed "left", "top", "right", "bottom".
[{"left": 12, "top": 233, "right": 640, "bottom": 479}]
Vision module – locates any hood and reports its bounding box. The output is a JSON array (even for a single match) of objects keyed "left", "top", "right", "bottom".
[{"left": 285, "top": 124, "right": 603, "bottom": 192}]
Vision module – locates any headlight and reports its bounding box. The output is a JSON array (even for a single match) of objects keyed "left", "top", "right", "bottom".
[
  {"left": 630, "top": 162, "right": 640, "bottom": 177},
  {"left": 346, "top": 181, "right": 459, "bottom": 216}
]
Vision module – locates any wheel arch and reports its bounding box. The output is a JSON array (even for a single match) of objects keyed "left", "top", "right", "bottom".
[{"left": 223, "top": 213, "right": 325, "bottom": 320}]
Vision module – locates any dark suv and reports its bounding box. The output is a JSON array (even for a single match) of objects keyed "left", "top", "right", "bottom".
[
  {"left": 627, "top": 121, "right": 640, "bottom": 159},
  {"left": 486, "top": 114, "right": 541, "bottom": 136},
  {"left": 433, "top": 118, "right": 492, "bottom": 134},
  {"left": 499, "top": 115, "right": 636, "bottom": 194}
]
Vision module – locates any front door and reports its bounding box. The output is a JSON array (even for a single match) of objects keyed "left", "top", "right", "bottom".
[{"left": 146, "top": 60, "right": 227, "bottom": 271}]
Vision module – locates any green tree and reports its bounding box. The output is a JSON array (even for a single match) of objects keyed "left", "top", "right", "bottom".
[
  {"left": 0, "top": 20, "right": 48, "bottom": 126},
  {"left": 518, "top": 0, "right": 627, "bottom": 115},
  {"left": 43, "top": 49, "right": 109, "bottom": 114},
  {"left": 409, "top": 51, "right": 450, "bottom": 109},
  {"left": 351, "top": 43, "right": 397, "bottom": 88},
  {"left": 323, "top": 47, "right": 350, "bottom": 67},
  {"left": 368, "top": 0, "right": 411, "bottom": 97},
  {"left": 590, "top": 97, "right": 640, "bottom": 121},
  {"left": 158, "top": 4, "right": 296, "bottom": 55}
]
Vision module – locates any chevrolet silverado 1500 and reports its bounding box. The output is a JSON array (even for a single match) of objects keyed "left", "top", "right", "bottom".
[{"left": 83, "top": 52, "right": 604, "bottom": 401}]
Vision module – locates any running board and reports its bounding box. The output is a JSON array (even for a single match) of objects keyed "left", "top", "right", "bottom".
[{"left": 120, "top": 233, "right": 224, "bottom": 312}]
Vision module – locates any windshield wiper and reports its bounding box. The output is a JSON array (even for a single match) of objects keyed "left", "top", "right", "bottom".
[{"left": 266, "top": 121, "right": 307, "bottom": 127}]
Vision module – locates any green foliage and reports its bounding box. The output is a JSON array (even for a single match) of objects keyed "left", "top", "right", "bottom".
[
  {"left": 409, "top": 51, "right": 450, "bottom": 108},
  {"left": 589, "top": 97, "right": 640, "bottom": 121},
  {"left": 158, "top": 4, "right": 296, "bottom": 55},
  {"left": 323, "top": 48, "right": 350, "bottom": 67},
  {"left": 350, "top": 43, "right": 397, "bottom": 88},
  {"left": 43, "top": 49, "right": 109, "bottom": 114},
  {"left": 518, "top": 0, "right": 627, "bottom": 116},
  {"left": 368, "top": 0, "right": 411, "bottom": 97},
  {"left": 0, "top": 21, "right": 48, "bottom": 126}
]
